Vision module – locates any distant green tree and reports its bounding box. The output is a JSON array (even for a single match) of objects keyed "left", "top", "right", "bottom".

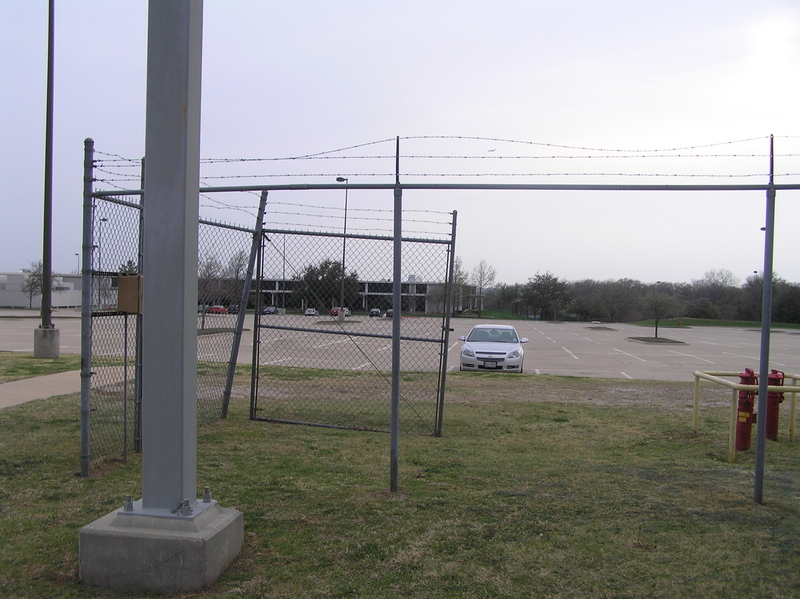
[
  {"left": 294, "top": 259, "right": 359, "bottom": 310},
  {"left": 686, "top": 297, "right": 720, "bottom": 319},
  {"left": 522, "top": 272, "right": 572, "bottom": 321}
]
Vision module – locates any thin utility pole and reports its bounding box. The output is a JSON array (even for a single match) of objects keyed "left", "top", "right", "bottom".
[{"left": 41, "top": 0, "right": 55, "bottom": 329}]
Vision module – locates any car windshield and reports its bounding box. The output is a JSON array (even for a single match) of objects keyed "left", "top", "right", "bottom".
[{"left": 467, "top": 328, "right": 518, "bottom": 343}]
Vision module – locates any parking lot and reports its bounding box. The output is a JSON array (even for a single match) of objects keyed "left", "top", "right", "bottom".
[{"left": 3, "top": 310, "right": 799, "bottom": 382}]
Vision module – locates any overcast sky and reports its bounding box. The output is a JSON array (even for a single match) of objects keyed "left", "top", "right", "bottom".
[{"left": 2, "top": 1, "right": 800, "bottom": 287}]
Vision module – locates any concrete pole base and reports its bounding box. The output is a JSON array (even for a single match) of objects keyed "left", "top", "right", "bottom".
[
  {"left": 79, "top": 500, "right": 243, "bottom": 593},
  {"left": 33, "top": 327, "right": 60, "bottom": 359}
]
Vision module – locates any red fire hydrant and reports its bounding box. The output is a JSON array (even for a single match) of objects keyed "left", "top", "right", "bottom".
[
  {"left": 736, "top": 368, "right": 757, "bottom": 451},
  {"left": 766, "top": 369, "right": 785, "bottom": 441}
]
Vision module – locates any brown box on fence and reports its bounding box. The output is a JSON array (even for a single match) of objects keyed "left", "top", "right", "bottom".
[{"left": 117, "top": 273, "right": 143, "bottom": 314}]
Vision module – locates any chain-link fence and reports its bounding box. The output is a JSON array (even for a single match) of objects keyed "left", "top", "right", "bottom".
[
  {"left": 83, "top": 190, "right": 260, "bottom": 465},
  {"left": 250, "top": 226, "right": 455, "bottom": 435}
]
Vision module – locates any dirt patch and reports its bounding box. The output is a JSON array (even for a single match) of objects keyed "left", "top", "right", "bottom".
[
  {"left": 440, "top": 374, "right": 731, "bottom": 411},
  {"left": 233, "top": 372, "right": 732, "bottom": 416}
]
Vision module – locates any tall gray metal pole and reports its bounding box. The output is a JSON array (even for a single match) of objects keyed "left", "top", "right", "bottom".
[
  {"left": 41, "top": 0, "right": 55, "bottom": 330},
  {"left": 754, "top": 135, "right": 776, "bottom": 505},
  {"left": 390, "top": 137, "right": 401, "bottom": 492},
  {"left": 141, "top": 0, "right": 204, "bottom": 511}
]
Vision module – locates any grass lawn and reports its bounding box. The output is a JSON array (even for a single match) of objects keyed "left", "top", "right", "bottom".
[
  {"left": 0, "top": 351, "right": 82, "bottom": 383},
  {"left": 0, "top": 374, "right": 799, "bottom": 598}
]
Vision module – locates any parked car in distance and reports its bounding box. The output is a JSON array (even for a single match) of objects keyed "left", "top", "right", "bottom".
[
  {"left": 330, "top": 307, "right": 351, "bottom": 317},
  {"left": 304, "top": 308, "right": 319, "bottom": 316},
  {"left": 386, "top": 308, "right": 393, "bottom": 317},
  {"left": 209, "top": 305, "right": 228, "bottom": 314},
  {"left": 458, "top": 324, "right": 529, "bottom": 373},
  {"left": 369, "top": 308, "right": 381, "bottom": 317},
  {"left": 227, "top": 304, "right": 239, "bottom": 314},
  {"left": 262, "top": 306, "right": 277, "bottom": 314}
]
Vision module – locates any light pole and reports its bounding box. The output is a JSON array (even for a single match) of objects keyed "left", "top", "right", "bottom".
[
  {"left": 336, "top": 176, "right": 348, "bottom": 321},
  {"left": 75, "top": 253, "right": 80, "bottom": 274}
]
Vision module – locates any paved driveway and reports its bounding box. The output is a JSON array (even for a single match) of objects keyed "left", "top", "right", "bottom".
[
  {"left": 446, "top": 319, "right": 800, "bottom": 382},
  {"left": 3, "top": 312, "right": 799, "bottom": 382}
]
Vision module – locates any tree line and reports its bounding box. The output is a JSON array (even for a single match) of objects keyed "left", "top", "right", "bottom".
[{"left": 462, "top": 266, "right": 800, "bottom": 324}]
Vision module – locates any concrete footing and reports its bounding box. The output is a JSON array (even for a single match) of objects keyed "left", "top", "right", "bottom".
[
  {"left": 33, "top": 327, "right": 60, "bottom": 359},
  {"left": 79, "top": 500, "right": 243, "bottom": 593}
]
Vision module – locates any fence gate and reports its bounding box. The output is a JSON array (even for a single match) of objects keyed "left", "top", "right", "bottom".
[
  {"left": 81, "top": 150, "right": 264, "bottom": 471},
  {"left": 249, "top": 222, "right": 456, "bottom": 435}
]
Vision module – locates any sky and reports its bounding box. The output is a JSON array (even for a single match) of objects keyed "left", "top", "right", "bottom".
[{"left": 2, "top": 0, "right": 800, "bottom": 288}]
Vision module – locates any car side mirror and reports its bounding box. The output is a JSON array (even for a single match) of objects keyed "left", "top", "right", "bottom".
[
  {"left": 458, "top": 336, "right": 466, "bottom": 341},
  {"left": 520, "top": 338, "right": 529, "bottom": 343}
]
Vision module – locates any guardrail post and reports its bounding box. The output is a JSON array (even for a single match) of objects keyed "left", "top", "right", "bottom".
[
  {"left": 790, "top": 376, "right": 797, "bottom": 443},
  {"left": 693, "top": 374, "right": 700, "bottom": 435},
  {"left": 728, "top": 388, "right": 738, "bottom": 463}
]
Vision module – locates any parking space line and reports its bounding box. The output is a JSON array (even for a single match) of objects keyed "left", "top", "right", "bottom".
[
  {"left": 264, "top": 357, "right": 294, "bottom": 365},
  {"left": 562, "top": 347, "right": 579, "bottom": 360},
  {"left": 312, "top": 339, "right": 348, "bottom": 349},
  {"left": 722, "top": 351, "right": 760, "bottom": 361},
  {"left": 667, "top": 349, "right": 714, "bottom": 364},
  {"left": 621, "top": 372, "right": 633, "bottom": 379},
  {"left": 613, "top": 348, "right": 646, "bottom": 362}
]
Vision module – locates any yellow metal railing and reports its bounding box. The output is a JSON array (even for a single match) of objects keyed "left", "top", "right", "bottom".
[{"left": 693, "top": 371, "right": 799, "bottom": 463}]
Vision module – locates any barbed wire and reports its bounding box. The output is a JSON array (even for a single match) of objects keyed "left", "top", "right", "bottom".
[
  {"left": 94, "top": 134, "right": 800, "bottom": 189},
  {"left": 400, "top": 134, "right": 771, "bottom": 154}
]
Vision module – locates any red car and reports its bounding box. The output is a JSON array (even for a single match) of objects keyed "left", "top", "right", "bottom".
[{"left": 208, "top": 305, "right": 228, "bottom": 314}]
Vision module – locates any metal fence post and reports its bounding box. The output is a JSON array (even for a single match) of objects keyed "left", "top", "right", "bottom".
[
  {"left": 80, "top": 138, "right": 95, "bottom": 477},
  {"left": 435, "top": 210, "right": 458, "bottom": 436},
  {"left": 754, "top": 135, "right": 776, "bottom": 505},
  {"left": 222, "top": 190, "right": 267, "bottom": 418},
  {"left": 134, "top": 158, "right": 145, "bottom": 453}
]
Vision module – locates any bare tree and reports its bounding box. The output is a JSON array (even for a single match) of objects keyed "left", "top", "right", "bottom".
[
  {"left": 223, "top": 249, "right": 249, "bottom": 306},
  {"left": 691, "top": 269, "right": 740, "bottom": 318},
  {"left": 22, "top": 261, "right": 51, "bottom": 309},
  {"left": 470, "top": 260, "right": 497, "bottom": 317},
  {"left": 451, "top": 256, "right": 470, "bottom": 313},
  {"left": 647, "top": 292, "right": 676, "bottom": 338},
  {"left": 198, "top": 254, "right": 223, "bottom": 328}
]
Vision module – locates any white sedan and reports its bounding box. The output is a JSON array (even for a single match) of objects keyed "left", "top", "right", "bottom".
[{"left": 458, "top": 324, "right": 529, "bottom": 373}]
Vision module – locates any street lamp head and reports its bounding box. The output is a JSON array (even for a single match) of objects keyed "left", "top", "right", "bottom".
[{"left": 336, "top": 177, "right": 347, "bottom": 183}]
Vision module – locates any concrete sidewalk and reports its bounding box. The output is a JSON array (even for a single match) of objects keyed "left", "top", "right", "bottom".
[{"left": 0, "top": 370, "right": 81, "bottom": 409}]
